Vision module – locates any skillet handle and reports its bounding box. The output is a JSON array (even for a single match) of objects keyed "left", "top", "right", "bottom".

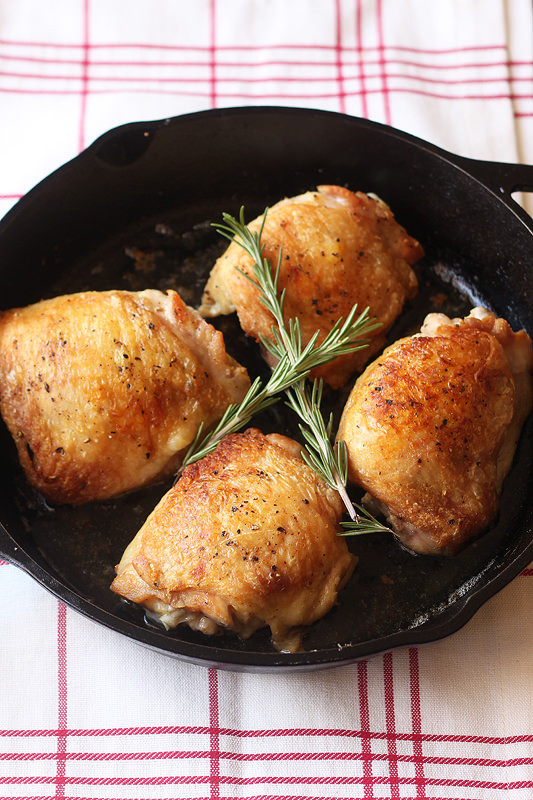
[{"left": 450, "top": 156, "right": 533, "bottom": 197}]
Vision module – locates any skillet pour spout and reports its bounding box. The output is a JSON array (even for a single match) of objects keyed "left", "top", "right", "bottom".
[{"left": 0, "top": 107, "right": 531, "bottom": 672}]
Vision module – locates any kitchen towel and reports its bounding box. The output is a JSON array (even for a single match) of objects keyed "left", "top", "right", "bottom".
[{"left": 0, "top": 2, "right": 532, "bottom": 798}]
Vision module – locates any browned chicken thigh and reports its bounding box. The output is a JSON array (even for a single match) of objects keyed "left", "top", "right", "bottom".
[
  {"left": 200, "top": 185, "right": 424, "bottom": 388},
  {"left": 0, "top": 289, "right": 250, "bottom": 505},
  {"left": 111, "top": 428, "right": 356, "bottom": 651},
  {"left": 337, "top": 308, "right": 533, "bottom": 555}
]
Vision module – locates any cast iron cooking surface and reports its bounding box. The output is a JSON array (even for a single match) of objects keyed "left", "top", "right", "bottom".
[{"left": 0, "top": 107, "right": 532, "bottom": 671}]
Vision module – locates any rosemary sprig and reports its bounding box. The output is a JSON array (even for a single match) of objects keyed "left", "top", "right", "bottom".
[{"left": 212, "top": 208, "right": 393, "bottom": 537}]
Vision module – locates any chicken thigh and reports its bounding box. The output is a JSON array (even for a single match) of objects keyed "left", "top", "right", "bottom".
[
  {"left": 0, "top": 289, "right": 250, "bottom": 505},
  {"left": 111, "top": 428, "right": 355, "bottom": 651},
  {"left": 337, "top": 308, "right": 533, "bottom": 555},
  {"left": 200, "top": 185, "right": 424, "bottom": 389}
]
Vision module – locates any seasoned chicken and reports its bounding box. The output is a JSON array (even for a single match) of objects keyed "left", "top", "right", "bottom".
[
  {"left": 200, "top": 185, "right": 424, "bottom": 388},
  {"left": 337, "top": 308, "right": 533, "bottom": 555},
  {"left": 111, "top": 428, "right": 355, "bottom": 652},
  {"left": 0, "top": 289, "right": 250, "bottom": 505}
]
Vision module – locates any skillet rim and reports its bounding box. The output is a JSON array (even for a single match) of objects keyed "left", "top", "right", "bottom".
[{"left": 2, "top": 106, "right": 532, "bottom": 234}]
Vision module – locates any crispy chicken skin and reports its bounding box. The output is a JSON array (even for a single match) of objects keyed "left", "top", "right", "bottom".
[
  {"left": 0, "top": 289, "right": 250, "bottom": 505},
  {"left": 111, "top": 428, "right": 356, "bottom": 652},
  {"left": 337, "top": 308, "right": 533, "bottom": 555},
  {"left": 200, "top": 185, "right": 423, "bottom": 388}
]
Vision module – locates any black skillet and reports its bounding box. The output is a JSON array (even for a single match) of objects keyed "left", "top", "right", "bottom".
[{"left": 0, "top": 107, "right": 532, "bottom": 672}]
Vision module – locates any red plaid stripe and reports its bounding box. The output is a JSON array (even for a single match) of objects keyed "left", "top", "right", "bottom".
[
  {"left": 409, "top": 648, "right": 426, "bottom": 799},
  {"left": 0, "top": 56, "right": 531, "bottom": 94},
  {"left": 55, "top": 602, "right": 68, "bottom": 799},
  {"left": 357, "top": 660, "right": 374, "bottom": 797},
  {"left": 209, "top": 667, "right": 220, "bottom": 799},
  {"left": 2, "top": 724, "right": 533, "bottom": 743},
  {"left": 78, "top": 0, "right": 90, "bottom": 152},
  {"left": 0, "top": 40, "right": 531, "bottom": 107}
]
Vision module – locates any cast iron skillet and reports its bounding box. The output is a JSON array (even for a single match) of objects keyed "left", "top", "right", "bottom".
[{"left": 0, "top": 107, "right": 532, "bottom": 672}]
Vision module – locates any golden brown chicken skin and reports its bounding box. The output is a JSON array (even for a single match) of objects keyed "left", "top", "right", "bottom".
[
  {"left": 200, "top": 185, "right": 423, "bottom": 388},
  {"left": 337, "top": 308, "right": 533, "bottom": 555},
  {"left": 0, "top": 289, "right": 250, "bottom": 505},
  {"left": 111, "top": 428, "right": 356, "bottom": 652}
]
